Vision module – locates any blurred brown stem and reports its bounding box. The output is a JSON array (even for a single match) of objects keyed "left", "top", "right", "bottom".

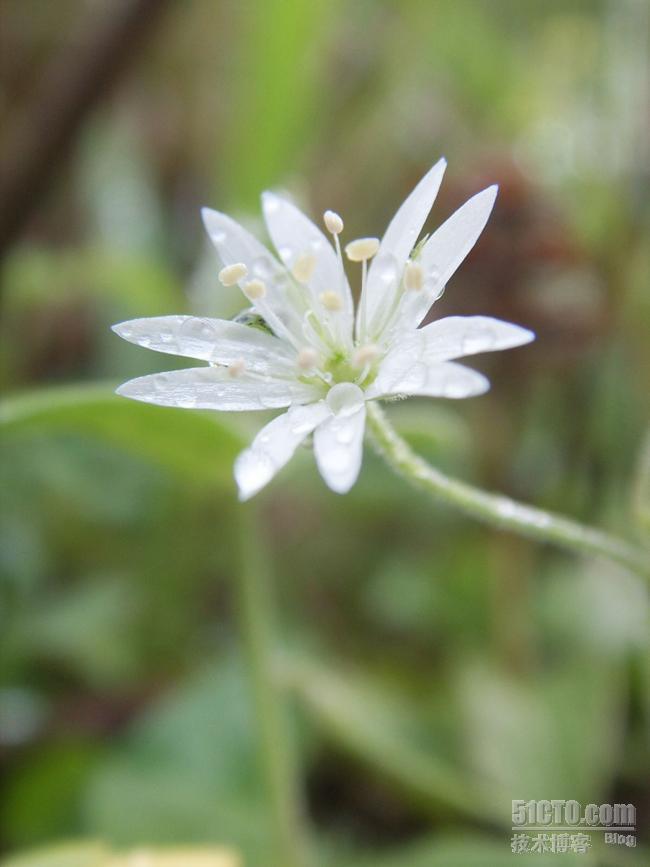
[{"left": 0, "top": 0, "right": 170, "bottom": 258}]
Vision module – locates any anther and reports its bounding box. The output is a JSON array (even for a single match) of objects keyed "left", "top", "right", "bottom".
[
  {"left": 319, "top": 290, "right": 343, "bottom": 312},
  {"left": 292, "top": 252, "right": 317, "bottom": 283},
  {"left": 324, "top": 210, "right": 344, "bottom": 235},
  {"left": 297, "top": 347, "right": 319, "bottom": 370},
  {"left": 244, "top": 278, "right": 267, "bottom": 300},
  {"left": 404, "top": 261, "right": 424, "bottom": 291},
  {"left": 345, "top": 237, "right": 380, "bottom": 262},
  {"left": 228, "top": 358, "right": 247, "bottom": 378},
  {"left": 219, "top": 263, "right": 248, "bottom": 286},
  {"left": 352, "top": 344, "right": 379, "bottom": 367}
]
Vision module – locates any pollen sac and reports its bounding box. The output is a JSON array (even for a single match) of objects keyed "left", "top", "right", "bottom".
[
  {"left": 292, "top": 252, "right": 317, "bottom": 283},
  {"left": 297, "top": 347, "right": 319, "bottom": 370},
  {"left": 404, "top": 261, "right": 424, "bottom": 291},
  {"left": 345, "top": 237, "right": 380, "bottom": 262},
  {"left": 244, "top": 278, "right": 267, "bottom": 299},
  {"left": 352, "top": 344, "right": 379, "bottom": 367},
  {"left": 219, "top": 262, "right": 248, "bottom": 286},
  {"left": 324, "top": 210, "right": 344, "bottom": 235},
  {"left": 228, "top": 358, "right": 247, "bottom": 378},
  {"left": 319, "top": 290, "right": 343, "bottom": 312}
]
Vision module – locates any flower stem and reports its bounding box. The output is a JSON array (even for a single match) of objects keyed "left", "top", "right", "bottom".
[
  {"left": 366, "top": 402, "right": 650, "bottom": 579},
  {"left": 235, "top": 505, "right": 311, "bottom": 867}
]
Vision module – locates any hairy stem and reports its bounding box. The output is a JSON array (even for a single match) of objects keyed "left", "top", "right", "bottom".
[
  {"left": 235, "top": 506, "right": 311, "bottom": 867},
  {"left": 366, "top": 402, "right": 649, "bottom": 578}
]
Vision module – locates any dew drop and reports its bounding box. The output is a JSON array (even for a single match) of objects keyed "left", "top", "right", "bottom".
[
  {"left": 326, "top": 383, "right": 364, "bottom": 417},
  {"left": 252, "top": 257, "right": 274, "bottom": 280},
  {"left": 373, "top": 252, "right": 399, "bottom": 285}
]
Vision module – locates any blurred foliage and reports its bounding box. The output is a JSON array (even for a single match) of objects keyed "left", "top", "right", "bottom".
[{"left": 1, "top": 0, "right": 649, "bottom": 865}]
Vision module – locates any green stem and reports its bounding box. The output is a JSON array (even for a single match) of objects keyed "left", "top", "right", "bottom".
[
  {"left": 366, "top": 402, "right": 650, "bottom": 579},
  {"left": 235, "top": 506, "right": 311, "bottom": 867}
]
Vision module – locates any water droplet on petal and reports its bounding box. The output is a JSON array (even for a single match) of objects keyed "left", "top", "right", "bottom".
[
  {"left": 373, "top": 252, "right": 399, "bottom": 285},
  {"left": 326, "top": 383, "right": 365, "bottom": 417},
  {"left": 252, "top": 257, "right": 274, "bottom": 280}
]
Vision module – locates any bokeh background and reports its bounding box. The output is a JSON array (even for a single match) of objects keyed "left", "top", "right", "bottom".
[{"left": 1, "top": 0, "right": 649, "bottom": 865}]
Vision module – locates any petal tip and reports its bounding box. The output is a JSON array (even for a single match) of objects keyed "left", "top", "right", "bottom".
[{"left": 200, "top": 207, "right": 223, "bottom": 234}]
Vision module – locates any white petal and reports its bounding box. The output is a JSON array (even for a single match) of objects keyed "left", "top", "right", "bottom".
[
  {"left": 385, "top": 316, "right": 535, "bottom": 364},
  {"left": 112, "top": 316, "right": 297, "bottom": 374},
  {"left": 392, "top": 185, "right": 498, "bottom": 334},
  {"left": 313, "top": 383, "right": 367, "bottom": 494},
  {"left": 201, "top": 208, "right": 303, "bottom": 346},
  {"left": 368, "top": 359, "right": 490, "bottom": 400},
  {"left": 261, "top": 192, "right": 354, "bottom": 348},
  {"left": 234, "top": 401, "right": 330, "bottom": 500},
  {"left": 116, "top": 366, "right": 320, "bottom": 411},
  {"left": 360, "top": 158, "right": 447, "bottom": 340}
]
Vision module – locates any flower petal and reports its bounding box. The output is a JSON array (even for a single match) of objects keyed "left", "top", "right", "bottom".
[
  {"left": 234, "top": 401, "right": 330, "bottom": 500},
  {"left": 313, "top": 403, "right": 366, "bottom": 494},
  {"left": 392, "top": 185, "right": 498, "bottom": 334},
  {"left": 112, "top": 316, "right": 297, "bottom": 374},
  {"left": 201, "top": 207, "right": 303, "bottom": 346},
  {"left": 261, "top": 192, "right": 354, "bottom": 349},
  {"left": 368, "top": 359, "right": 490, "bottom": 400},
  {"left": 116, "top": 366, "right": 320, "bottom": 411},
  {"left": 360, "top": 158, "right": 447, "bottom": 340},
  {"left": 384, "top": 315, "right": 535, "bottom": 364}
]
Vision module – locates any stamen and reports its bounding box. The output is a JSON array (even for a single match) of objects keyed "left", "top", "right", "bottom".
[
  {"left": 243, "top": 278, "right": 267, "bottom": 300},
  {"left": 345, "top": 237, "right": 380, "bottom": 262},
  {"left": 297, "top": 347, "right": 319, "bottom": 370},
  {"left": 352, "top": 344, "right": 379, "bottom": 367},
  {"left": 292, "top": 252, "right": 317, "bottom": 283},
  {"left": 228, "top": 357, "right": 247, "bottom": 378},
  {"left": 404, "top": 261, "right": 424, "bottom": 291},
  {"left": 324, "top": 210, "right": 344, "bottom": 235},
  {"left": 319, "top": 290, "right": 343, "bottom": 312},
  {"left": 219, "top": 263, "right": 248, "bottom": 286}
]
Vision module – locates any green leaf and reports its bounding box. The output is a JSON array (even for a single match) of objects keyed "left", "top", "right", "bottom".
[
  {"left": 284, "top": 656, "right": 502, "bottom": 825},
  {"left": 0, "top": 384, "right": 244, "bottom": 490},
  {"left": 83, "top": 657, "right": 271, "bottom": 863},
  {"left": 221, "top": 0, "right": 336, "bottom": 207},
  {"left": 341, "top": 833, "right": 586, "bottom": 867},
  {"left": 633, "top": 430, "right": 650, "bottom": 536}
]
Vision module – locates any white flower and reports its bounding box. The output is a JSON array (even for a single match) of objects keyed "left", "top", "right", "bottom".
[{"left": 113, "top": 158, "right": 534, "bottom": 500}]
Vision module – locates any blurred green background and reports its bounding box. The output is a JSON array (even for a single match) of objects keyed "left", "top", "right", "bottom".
[{"left": 1, "top": 0, "right": 649, "bottom": 865}]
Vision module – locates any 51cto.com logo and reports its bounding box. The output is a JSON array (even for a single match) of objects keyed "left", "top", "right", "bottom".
[{"left": 510, "top": 800, "right": 637, "bottom": 855}]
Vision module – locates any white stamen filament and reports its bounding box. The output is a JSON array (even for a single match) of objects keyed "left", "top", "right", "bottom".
[{"left": 219, "top": 263, "right": 248, "bottom": 286}]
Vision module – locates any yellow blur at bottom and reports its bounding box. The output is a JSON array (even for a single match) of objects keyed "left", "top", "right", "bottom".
[{"left": 1, "top": 843, "right": 240, "bottom": 867}]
